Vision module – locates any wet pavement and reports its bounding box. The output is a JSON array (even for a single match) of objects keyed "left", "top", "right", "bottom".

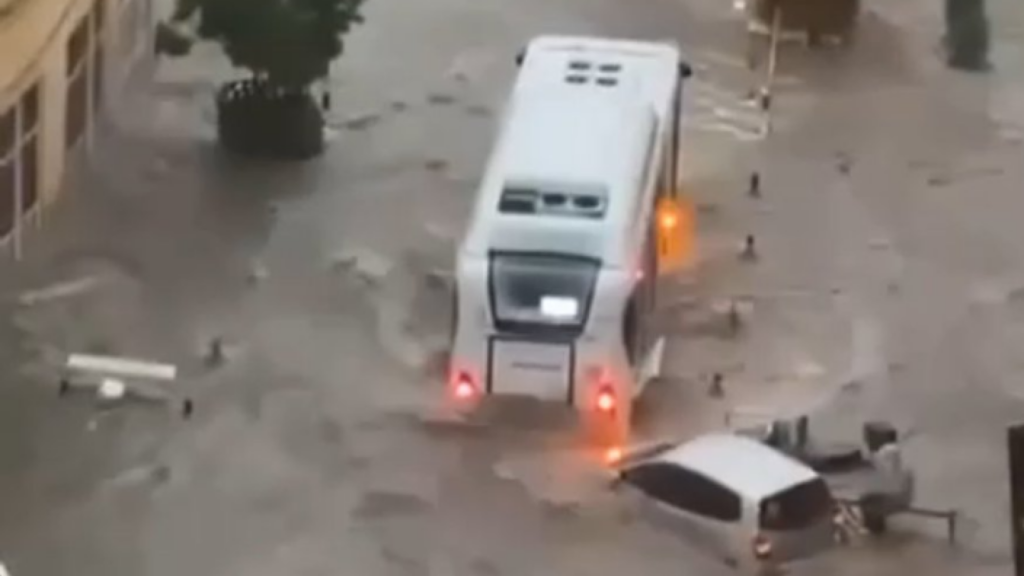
[{"left": 1, "top": 0, "right": 1023, "bottom": 573}]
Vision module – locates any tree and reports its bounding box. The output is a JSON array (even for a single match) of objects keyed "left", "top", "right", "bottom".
[
  {"left": 162, "top": 0, "right": 365, "bottom": 89},
  {"left": 945, "top": 0, "right": 990, "bottom": 72},
  {"left": 155, "top": 0, "right": 366, "bottom": 159}
]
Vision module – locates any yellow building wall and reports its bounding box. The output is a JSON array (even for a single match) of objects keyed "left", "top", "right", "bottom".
[{"left": 0, "top": 0, "right": 150, "bottom": 254}]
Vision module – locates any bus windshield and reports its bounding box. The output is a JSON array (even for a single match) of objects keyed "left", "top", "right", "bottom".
[{"left": 489, "top": 252, "right": 600, "bottom": 333}]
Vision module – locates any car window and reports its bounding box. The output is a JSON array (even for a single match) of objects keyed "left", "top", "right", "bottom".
[
  {"left": 759, "top": 478, "right": 832, "bottom": 531},
  {"left": 622, "top": 462, "right": 742, "bottom": 522}
]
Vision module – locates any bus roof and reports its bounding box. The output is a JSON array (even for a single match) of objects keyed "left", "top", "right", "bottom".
[{"left": 461, "top": 36, "right": 683, "bottom": 266}]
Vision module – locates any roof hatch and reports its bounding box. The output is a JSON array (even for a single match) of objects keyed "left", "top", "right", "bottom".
[
  {"left": 562, "top": 58, "right": 624, "bottom": 87},
  {"left": 498, "top": 186, "right": 607, "bottom": 219}
]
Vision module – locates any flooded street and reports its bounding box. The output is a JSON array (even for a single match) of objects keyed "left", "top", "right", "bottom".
[{"left": 0, "top": 0, "right": 1022, "bottom": 573}]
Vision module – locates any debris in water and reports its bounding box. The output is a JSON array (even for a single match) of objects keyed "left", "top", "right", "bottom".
[
  {"left": 342, "top": 112, "right": 382, "bottom": 131},
  {"left": 18, "top": 276, "right": 101, "bottom": 306},
  {"left": 109, "top": 463, "right": 172, "bottom": 488},
  {"left": 329, "top": 248, "right": 393, "bottom": 283},
  {"left": 465, "top": 104, "right": 493, "bottom": 117},
  {"left": 427, "top": 93, "right": 457, "bottom": 105},
  {"left": 425, "top": 159, "right": 448, "bottom": 172},
  {"left": 98, "top": 378, "right": 127, "bottom": 401}
]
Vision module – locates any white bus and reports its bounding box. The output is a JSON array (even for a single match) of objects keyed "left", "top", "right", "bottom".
[{"left": 448, "top": 35, "right": 691, "bottom": 454}]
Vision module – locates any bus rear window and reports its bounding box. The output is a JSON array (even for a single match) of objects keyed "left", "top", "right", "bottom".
[
  {"left": 759, "top": 478, "right": 833, "bottom": 531},
  {"left": 488, "top": 252, "right": 599, "bottom": 333}
]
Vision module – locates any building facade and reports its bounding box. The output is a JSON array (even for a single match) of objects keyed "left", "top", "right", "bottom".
[{"left": 0, "top": 0, "right": 152, "bottom": 257}]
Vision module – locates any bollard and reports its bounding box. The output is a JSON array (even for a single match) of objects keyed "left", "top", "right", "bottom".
[
  {"left": 205, "top": 337, "right": 225, "bottom": 367},
  {"left": 749, "top": 172, "right": 761, "bottom": 198},
  {"left": 181, "top": 398, "right": 194, "bottom": 419},
  {"left": 740, "top": 235, "right": 758, "bottom": 261},
  {"left": 836, "top": 153, "right": 852, "bottom": 175},
  {"left": 727, "top": 301, "right": 742, "bottom": 335},
  {"left": 709, "top": 372, "right": 725, "bottom": 398},
  {"left": 758, "top": 88, "right": 772, "bottom": 112}
]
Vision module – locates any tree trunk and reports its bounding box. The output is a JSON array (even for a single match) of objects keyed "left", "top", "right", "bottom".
[{"left": 945, "top": 0, "right": 991, "bottom": 71}]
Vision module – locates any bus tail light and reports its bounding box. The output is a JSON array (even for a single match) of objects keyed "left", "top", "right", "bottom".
[
  {"left": 596, "top": 385, "right": 616, "bottom": 413},
  {"left": 752, "top": 533, "right": 774, "bottom": 560},
  {"left": 453, "top": 371, "right": 476, "bottom": 400}
]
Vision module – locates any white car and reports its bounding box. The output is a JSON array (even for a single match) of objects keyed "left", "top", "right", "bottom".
[{"left": 615, "top": 433, "right": 838, "bottom": 571}]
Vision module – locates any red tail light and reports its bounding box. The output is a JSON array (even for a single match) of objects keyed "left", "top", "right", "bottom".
[
  {"left": 453, "top": 371, "right": 476, "bottom": 400},
  {"left": 752, "top": 533, "right": 773, "bottom": 560},
  {"left": 596, "top": 385, "right": 616, "bottom": 413}
]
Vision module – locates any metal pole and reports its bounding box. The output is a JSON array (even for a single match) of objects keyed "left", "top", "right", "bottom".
[{"left": 1009, "top": 423, "right": 1024, "bottom": 576}]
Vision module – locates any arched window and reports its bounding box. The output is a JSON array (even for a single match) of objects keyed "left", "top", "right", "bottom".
[
  {"left": 1, "top": 81, "right": 42, "bottom": 244},
  {"left": 0, "top": 108, "right": 14, "bottom": 240},
  {"left": 66, "top": 16, "right": 91, "bottom": 149}
]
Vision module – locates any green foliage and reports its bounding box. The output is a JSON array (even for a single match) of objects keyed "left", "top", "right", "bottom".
[
  {"left": 945, "top": 0, "right": 990, "bottom": 71},
  {"left": 165, "top": 0, "right": 366, "bottom": 88}
]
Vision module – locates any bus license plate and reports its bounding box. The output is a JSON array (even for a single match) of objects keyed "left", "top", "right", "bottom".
[{"left": 490, "top": 340, "right": 571, "bottom": 401}]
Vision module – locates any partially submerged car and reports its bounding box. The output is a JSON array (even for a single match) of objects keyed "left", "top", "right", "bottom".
[{"left": 614, "top": 433, "right": 838, "bottom": 571}]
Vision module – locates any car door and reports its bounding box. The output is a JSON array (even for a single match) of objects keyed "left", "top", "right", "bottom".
[{"left": 619, "top": 462, "right": 743, "bottom": 564}]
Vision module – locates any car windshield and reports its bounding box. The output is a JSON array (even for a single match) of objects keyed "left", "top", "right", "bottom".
[
  {"left": 489, "top": 252, "right": 599, "bottom": 332},
  {"left": 759, "top": 478, "right": 833, "bottom": 531}
]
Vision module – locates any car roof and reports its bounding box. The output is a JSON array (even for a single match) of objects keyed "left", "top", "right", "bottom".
[{"left": 651, "top": 433, "right": 820, "bottom": 500}]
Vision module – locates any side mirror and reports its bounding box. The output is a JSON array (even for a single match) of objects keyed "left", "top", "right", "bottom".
[
  {"left": 515, "top": 49, "right": 526, "bottom": 67},
  {"left": 677, "top": 61, "right": 693, "bottom": 79}
]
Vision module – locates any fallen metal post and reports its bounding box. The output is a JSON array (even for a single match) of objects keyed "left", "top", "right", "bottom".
[
  {"left": 65, "top": 353, "right": 177, "bottom": 382},
  {"left": 833, "top": 497, "right": 959, "bottom": 544},
  {"left": 904, "top": 506, "right": 960, "bottom": 545}
]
